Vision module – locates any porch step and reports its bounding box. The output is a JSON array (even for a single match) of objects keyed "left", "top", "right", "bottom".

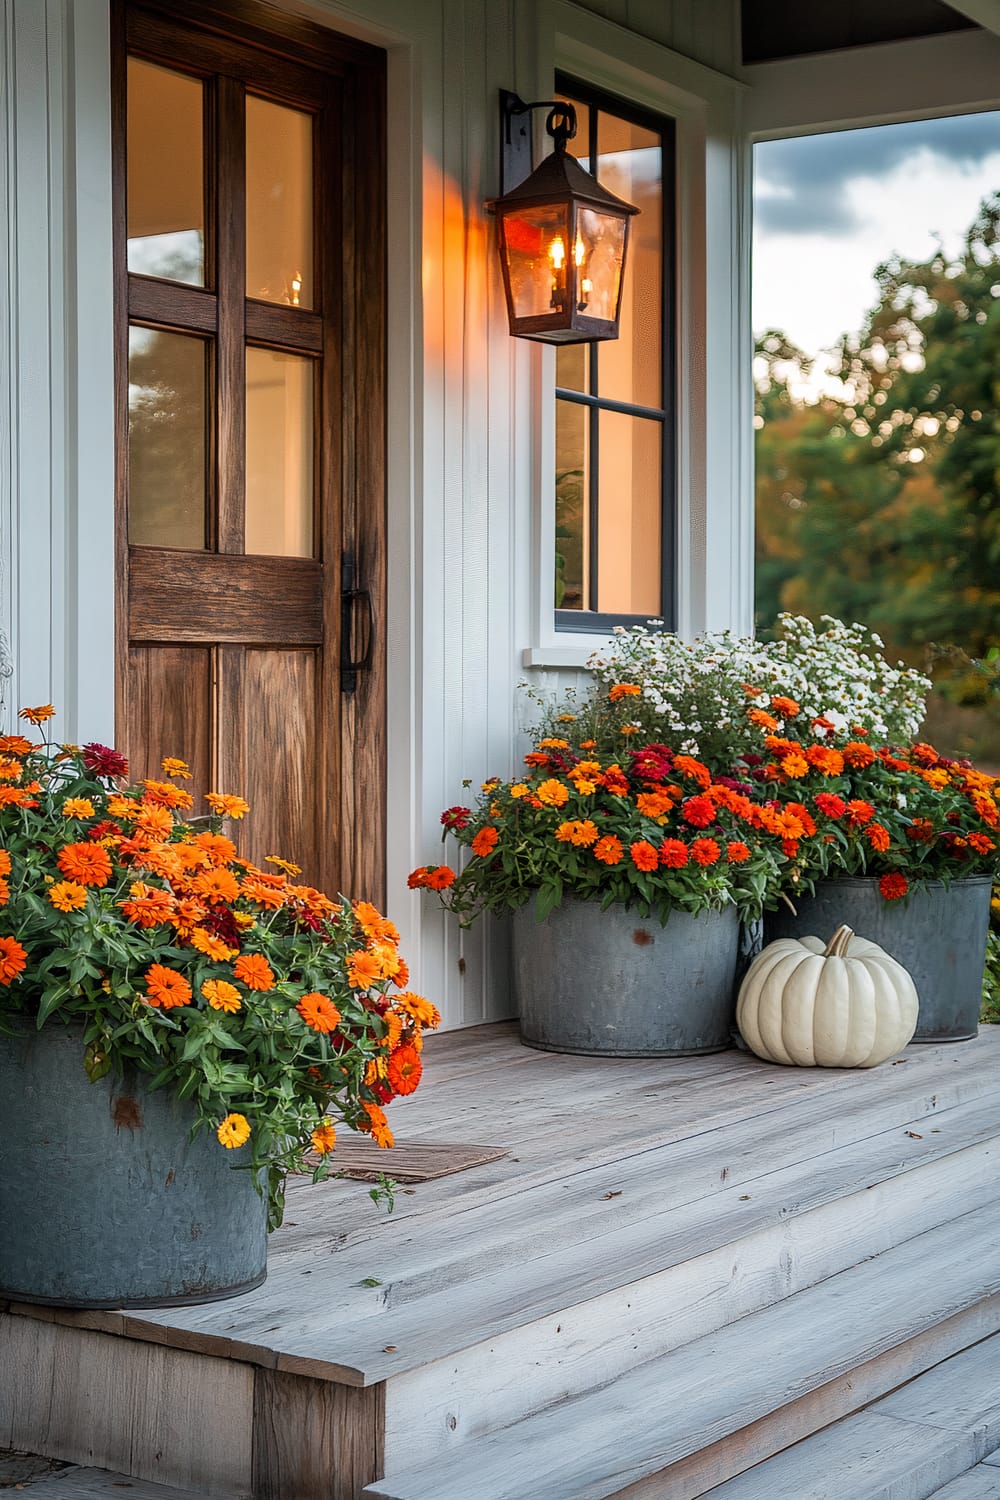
[
  {"left": 0, "top": 1463, "right": 215, "bottom": 1498},
  {"left": 364, "top": 1201, "right": 1000, "bottom": 1500},
  {"left": 699, "top": 1329, "right": 1000, "bottom": 1496},
  {"left": 930, "top": 1464, "right": 1000, "bottom": 1497},
  {"left": 376, "top": 1089, "right": 1000, "bottom": 1470}
]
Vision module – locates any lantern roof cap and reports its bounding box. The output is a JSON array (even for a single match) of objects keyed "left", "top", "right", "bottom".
[{"left": 487, "top": 141, "right": 640, "bottom": 217}]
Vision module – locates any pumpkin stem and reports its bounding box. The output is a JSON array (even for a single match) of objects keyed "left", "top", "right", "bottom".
[{"left": 824, "top": 924, "right": 855, "bottom": 958}]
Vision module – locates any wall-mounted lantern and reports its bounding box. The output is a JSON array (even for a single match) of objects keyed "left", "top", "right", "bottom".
[{"left": 487, "top": 90, "right": 639, "bottom": 344}]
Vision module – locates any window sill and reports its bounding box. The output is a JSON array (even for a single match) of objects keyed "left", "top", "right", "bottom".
[{"left": 521, "top": 642, "right": 609, "bottom": 670}]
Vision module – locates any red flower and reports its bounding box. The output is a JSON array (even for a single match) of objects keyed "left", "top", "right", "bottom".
[
  {"left": 680, "top": 795, "right": 715, "bottom": 829},
  {"left": 628, "top": 745, "right": 673, "bottom": 782},
  {"left": 425, "top": 865, "right": 456, "bottom": 890},
  {"left": 814, "top": 792, "right": 846, "bottom": 820},
  {"left": 441, "top": 806, "right": 471, "bottom": 831},
  {"left": 658, "top": 839, "right": 688, "bottom": 869},
  {"left": 81, "top": 743, "right": 129, "bottom": 779},
  {"left": 879, "top": 873, "right": 908, "bottom": 901}
]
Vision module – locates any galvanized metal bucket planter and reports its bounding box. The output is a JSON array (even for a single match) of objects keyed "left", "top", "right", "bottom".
[
  {"left": 763, "top": 875, "right": 992, "bottom": 1043},
  {"left": 512, "top": 899, "right": 740, "bottom": 1056},
  {"left": 0, "top": 1021, "right": 268, "bottom": 1308}
]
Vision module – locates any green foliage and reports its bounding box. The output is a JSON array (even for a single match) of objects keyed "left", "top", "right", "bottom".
[
  {"left": 0, "top": 715, "right": 436, "bottom": 1228},
  {"left": 755, "top": 192, "right": 1000, "bottom": 717}
]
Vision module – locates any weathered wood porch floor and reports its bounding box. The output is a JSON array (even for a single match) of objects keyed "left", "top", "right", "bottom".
[{"left": 4, "top": 1022, "right": 1000, "bottom": 1500}]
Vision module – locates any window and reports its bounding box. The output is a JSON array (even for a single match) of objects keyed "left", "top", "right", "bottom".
[{"left": 554, "top": 76, "right": 675, "bottom": 631}]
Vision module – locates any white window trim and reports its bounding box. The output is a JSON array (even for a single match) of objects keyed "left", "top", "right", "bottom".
[{"left": 522, "top": 0, "right": 750, "bottom": 671}]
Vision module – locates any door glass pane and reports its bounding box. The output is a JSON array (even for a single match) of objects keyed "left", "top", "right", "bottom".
[
  {"left": 555, "top": 398, "right": 590, "bottom": 610},
  {"left": 246, "top": 349, "right": 315, "bottom": 557},
  {"left": 246, "top": 97, "right": 314, "bottom": 307},
  {"left": 128, "top": 327, "right": 208, "bottom": 549},
  {"left": 597, "top": 411, "right": 661, "bottom": 615},
  {"left": 127, "top": 59, "right": 205, "bottom": 286},
  {"left": 597, "top": 112, "right": 662, "bottom": 410}
]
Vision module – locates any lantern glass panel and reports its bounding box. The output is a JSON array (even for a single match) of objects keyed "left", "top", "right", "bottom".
[
  {"left": 575, "top": 207, "right": 627, "bottom": 323},
  {"left": 501, "top": 204, "right": 572, "bottom": 319}
]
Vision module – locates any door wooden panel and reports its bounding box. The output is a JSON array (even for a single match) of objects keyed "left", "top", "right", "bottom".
[
  {"left": 113, "top": 0, "right": 386, "bottom": 903},
  {"left": 238, "top": 648, "right": 324, "bottom": 883},
  {"left": 126, "top": 646, "right": 213, "bottom": 808}
]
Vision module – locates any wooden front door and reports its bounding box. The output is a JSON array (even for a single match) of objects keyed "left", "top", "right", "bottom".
[{"left": 112, "top": 0, "right": 386, "bottom": 901}]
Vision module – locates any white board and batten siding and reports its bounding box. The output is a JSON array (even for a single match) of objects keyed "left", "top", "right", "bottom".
[{"left": 0, "top": 0, "right": 752, "bottom": 1029}]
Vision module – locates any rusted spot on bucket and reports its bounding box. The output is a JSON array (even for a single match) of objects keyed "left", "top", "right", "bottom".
[
  {"left": 112, "top": 1095, "right": 143, "bottom": 1131},
  {"left": 632, "top": 928, "right": 654, "bottom": 947}
]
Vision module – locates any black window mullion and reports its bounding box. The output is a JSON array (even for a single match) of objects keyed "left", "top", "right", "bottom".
[{"left": 554, "top": 72, "right": 676, "bottom": 635}]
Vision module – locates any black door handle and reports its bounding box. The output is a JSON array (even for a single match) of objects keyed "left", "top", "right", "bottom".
[{"left": 341, "top": 554, "right": 375, "bottom": 694}]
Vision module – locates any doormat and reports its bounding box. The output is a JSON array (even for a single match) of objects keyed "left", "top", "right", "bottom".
[{"left": 318, "top": 1138, "right": 509, "bottom": 1182}]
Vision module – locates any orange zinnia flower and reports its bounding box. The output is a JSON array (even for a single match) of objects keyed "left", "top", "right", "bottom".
[
  {"left": 161, "top": 757, "right": 192, "bottom": 779},
  {"left": 672, "top": 755, "right": 712, "bottom": 788},
  {"left": 471, "top": 826, "right": 500, "bottom": 858},
  {"left": 748, "top": 709, "right": 779, "bottom": 731},
  {"left": 233, "top": 953, "right": 275, "bottom": 991},
  {"left": 18, "top": 704, "right": 55, "bottom": 724},
  {"left": 135, "top": 803, "right": 174, "bottom": 839},
  {"left": 144, "top": 963, "right": 192, "bottom": 1009},
  {"left": 205, "top": 792, "right": 250, "bottom": 820},
  {"left": 361, "top": 1101, "right": 394, "bottom": 1149},
  {"left": 120, "top": 882, "right": 173, "bottom": 928},
  {"left": 193, "top": 867, "right": 241, "bottom": 904},
  {"left": 48, "top": 880, "right": 88, "bottom": 912},
  {"left": 843, "top": 741, "right": 877, "bottom": 769},
  {"left": 0, "top": 935, "right": 27, "bottom": 985},
  {"left": 241, "top": 876, "right": 286, "bottom": 909},
  {"left": 266, "top": 854, "right": 302, "bottom": 875},
  {"left": 726, "top": 841, "right": 750, "bottom": 864},
  {"left": 0, "top": 850, "right": 11, "bottom": 877},
  {"left": 353, "top": 900, "right": 384, "bottom": 936},
  {"left": 425, "top": 865, "right": 456, "bottom": 890},
  {"left": 770, "top": 696, "right": 800, "bottom": 718},
  {"left": 347, "top": 950, "right": 381, "bottom": 989},
  {"left": 866, "top": 823, "right": 891, "bottom": 853},
  {"left": 593, "top": 835, "right": 623, "bottom": 865},
  {"left": 387, "top": 1043, "right": 422, "bottom": 1096},
  {"left": 394, "top": 991, "right": 441, "bottom": 1028},
  {"left": 805, "top": 744, "right": 845, "bottom": 776},
  {"left": 311, "top": 1122, "right": 337, "bottom": 1154},
  {"left": 629, "top": 840, "right": 659, "bottom": 872},
  {"left": 189, "top": 927, "right": 237, "bottom": 962},
  {"left": 636, "top": 790, "right": 673, "bottom": 821},
  {"left": 536, "top": 779, "right": 570, "bottom": 808},
  {"left": 608, "top": 683, "right": 641, "bottom": 701},
  {"left": 0, "top": 735, "right": 34, "bottom": 755},
  {"left": 846, "top": 799, "right": 875, "bottom": 826},
  {"left": 202, "top": 979, "right": 242, "bottom": 1013},
  {"left": 296, "top": 991, "right": 342, "bottom": 1032},
  {"left": 57, "top": 841, "right": 113, "bottom": 888},
  {"left": 192, "top": 832, "right": 237, "bottom": 865},
  {"left": 780, "top": 753, "right": 809, "bottom": 779},
  {"left": 691, "top": 837, "right": 721, "bottom": 866}
]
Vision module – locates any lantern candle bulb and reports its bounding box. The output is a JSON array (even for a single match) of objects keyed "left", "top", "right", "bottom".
[{"left": 549, "top": 236, "right": 567, "bottom": 311}]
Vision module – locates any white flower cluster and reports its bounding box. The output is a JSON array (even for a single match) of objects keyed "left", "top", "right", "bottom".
[{"left": 588, "top": 614, "right": 930, "bottom": 762}]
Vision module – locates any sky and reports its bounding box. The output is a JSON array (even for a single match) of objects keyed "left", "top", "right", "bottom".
[{"left": 752, "top": 111, "right": 1000, "bottom": 398}]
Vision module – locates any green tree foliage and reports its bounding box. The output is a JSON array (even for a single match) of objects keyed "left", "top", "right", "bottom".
[{"left": 756, "top": 193, "right": 1000, "bottom": 670}]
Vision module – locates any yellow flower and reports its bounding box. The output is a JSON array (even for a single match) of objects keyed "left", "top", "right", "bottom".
[
  {"left": 161, "top": 757, "right": 192, "bottom": 779},
  {"left": 510, "top": 784, "right": 529, "bottom": 799},
  {"left": 311, "top": 1122, "right": 337, "bottom": 1155},
  {"left": 201, "top": 979, "right": 242, "bottom": 1014},
  {"left": 217, "top": 1113, "right": 251, "bottom": 1149},
  {"left": 48, "top": 880, "right": 88, "bottom": 912},
  {"left": 265, "top": 854, "right": 302, "bottom": 875},
  {"left": 205, "top": 792, "right": 250, "bottom": 820},
  {"left": 61, "top": 798, "right": 95, "bottom": 819}
]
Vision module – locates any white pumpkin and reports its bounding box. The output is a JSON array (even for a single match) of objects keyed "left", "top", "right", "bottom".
[{"left": 736, "top": 924, "right": 919, "bottom": 1068}]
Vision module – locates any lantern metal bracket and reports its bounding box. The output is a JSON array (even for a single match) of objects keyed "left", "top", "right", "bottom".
[{"left": 499, "top": 90, "right": 577, "bottom": 196}]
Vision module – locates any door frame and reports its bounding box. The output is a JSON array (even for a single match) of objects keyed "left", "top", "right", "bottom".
[{"left": 110, "top": 0, "right": 387, "bottom": 903}]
